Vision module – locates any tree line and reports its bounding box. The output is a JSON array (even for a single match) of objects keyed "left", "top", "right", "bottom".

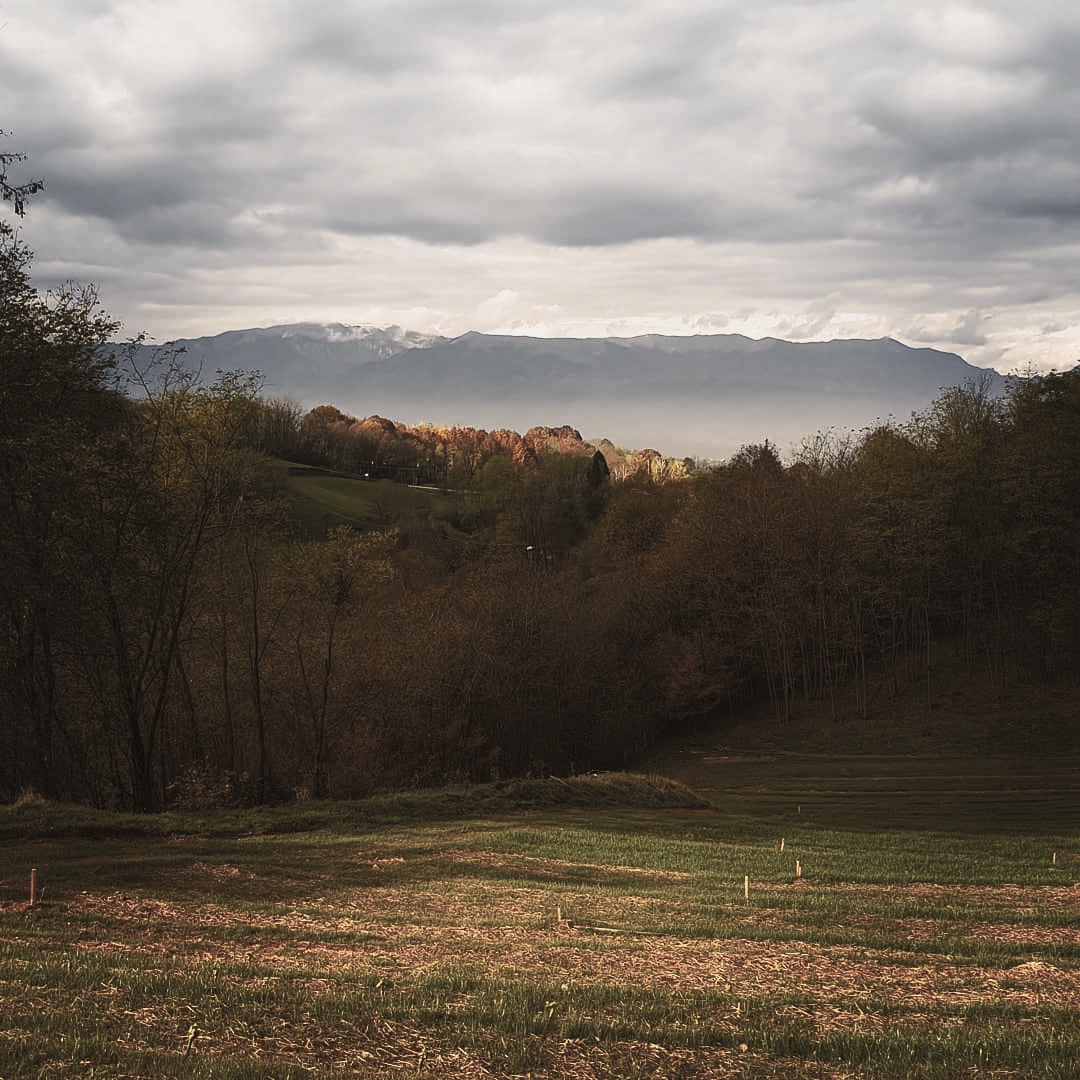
[
  {"left": 4, "top": 148, "right": 1079, "bottom": 810},
  {"left": 253, "top": 400, "right": 679, "bottom": 487}
]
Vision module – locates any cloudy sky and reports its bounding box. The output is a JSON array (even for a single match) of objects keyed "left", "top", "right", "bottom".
[{"left": 3, "top": 0, "right": 1079, "bottom": 372}]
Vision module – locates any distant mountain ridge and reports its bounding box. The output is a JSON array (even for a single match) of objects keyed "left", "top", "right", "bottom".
[{"left": 154, "top": 323, "right": 1004, "bottom": 459}]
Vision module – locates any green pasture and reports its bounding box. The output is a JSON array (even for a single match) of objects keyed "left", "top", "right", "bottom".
[
  {"left": 3, "top": 768, "right": 1080, "bottom": 1078},
  {"left": 275, "top": 462, "right": 454, "bottom": 537}
]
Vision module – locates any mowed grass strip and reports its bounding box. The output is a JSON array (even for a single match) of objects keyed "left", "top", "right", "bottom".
[{"left": 2, "top": 773, "right": 1080, "bottom": 1078}]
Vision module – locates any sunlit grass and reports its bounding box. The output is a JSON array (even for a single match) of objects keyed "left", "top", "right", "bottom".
[{"left": 3, "top": 771, "right": 1080, "bottom": 1077}]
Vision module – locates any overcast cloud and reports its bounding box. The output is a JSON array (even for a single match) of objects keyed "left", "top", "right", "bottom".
[{"left": 3, "top": 0, "right": 1080, "bottom": 371}]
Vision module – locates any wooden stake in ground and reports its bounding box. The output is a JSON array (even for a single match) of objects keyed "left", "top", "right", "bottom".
[
  {"left": 795, "top": 860, "right": 802, "bottom": 880},
  {"left": 744, "top": 875, "right": 749, "bottom": 901},
  {"left": 29, "top": 868, "right": 36, "bottom": 908}
]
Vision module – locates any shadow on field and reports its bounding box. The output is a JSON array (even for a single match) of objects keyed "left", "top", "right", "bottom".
[{"left": 651, "top": 745, "right": 1080, "bottom": 833}]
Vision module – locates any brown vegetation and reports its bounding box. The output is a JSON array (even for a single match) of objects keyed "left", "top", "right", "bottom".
[{"left": 5, "top": 152, "right": 1080, "bottom": 811}]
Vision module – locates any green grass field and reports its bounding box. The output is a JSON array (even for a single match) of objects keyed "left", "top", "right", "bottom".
[
  {"left": 276, "top": 462, "right": 455, "bottom": 537},
  {"left": 3, "top": 768, "right": 1080, "bottom": 1079}
]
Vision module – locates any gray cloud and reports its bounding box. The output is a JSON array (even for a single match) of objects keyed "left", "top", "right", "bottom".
[
  {"left": 539, "top": 189, "right": 718, "bottom": 247},
  {"left": 3, "top": 1, "right": 1080, "bottom": 372}
]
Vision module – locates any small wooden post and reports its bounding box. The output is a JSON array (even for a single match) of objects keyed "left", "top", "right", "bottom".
[
  {"left": 780, "top": 838, "right": 785, "bottom": 852},
  {"left": 29, "top": 868, "right": 37, "bottom": 907},
  {"left": 744, "top": 875, "right": 749, "bottom": 901},
  {"left": 795, "top": 859, "right": 802, "bottom": 880},
  {"left": 1053, "top": 853, "right": 1057, "bottom": 865}
]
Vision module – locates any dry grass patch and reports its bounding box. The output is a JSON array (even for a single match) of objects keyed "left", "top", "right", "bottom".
[
  {"left": 4, "top": 792, "right": 1080, "bottom": 1078},
  {"left": 34, "top": 886, "right": 1080, "bottom": 1014}
]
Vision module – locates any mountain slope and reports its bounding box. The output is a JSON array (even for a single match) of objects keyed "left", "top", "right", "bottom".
[{"left": 152, "top": 324, "right": 1004, "bottom": 459}]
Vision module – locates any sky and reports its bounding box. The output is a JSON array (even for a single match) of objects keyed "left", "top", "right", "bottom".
[{"left": 3, "top": 0, "right": 1080, "bottom": 373}]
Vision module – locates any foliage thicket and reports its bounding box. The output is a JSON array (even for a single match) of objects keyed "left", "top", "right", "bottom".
[{"left": 3, "top": 151, "right": 1080, "bottom": 810}]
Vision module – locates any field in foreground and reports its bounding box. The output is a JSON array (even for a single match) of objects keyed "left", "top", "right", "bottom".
[{"left": 2, "top": 773, "right": 1080, "bottom": 1079}]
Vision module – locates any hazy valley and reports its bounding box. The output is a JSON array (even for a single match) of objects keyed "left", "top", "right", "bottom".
[{"left": 155, "top": 323, "right": 1006, "bottom": 459}]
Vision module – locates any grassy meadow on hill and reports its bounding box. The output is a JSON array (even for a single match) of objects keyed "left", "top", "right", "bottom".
[
  {"left": 276, "top": 462, "right": 456, "bottom": 538},
  {"left": 4, "top": 756, "right": 1080, "bottom": 1079}
]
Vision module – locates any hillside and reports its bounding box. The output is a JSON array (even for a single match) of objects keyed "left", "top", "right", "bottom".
[
  {"left": 11, "top": 288, "right": 1080, "bottom": 814},
  {"left": 645, "top": 645, "right": 1080, "bottom": 833}
]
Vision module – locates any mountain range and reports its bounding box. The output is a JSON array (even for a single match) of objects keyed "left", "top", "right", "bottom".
[{"left": 155, "top": 323, "right": 1005, "bottom": 459}]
